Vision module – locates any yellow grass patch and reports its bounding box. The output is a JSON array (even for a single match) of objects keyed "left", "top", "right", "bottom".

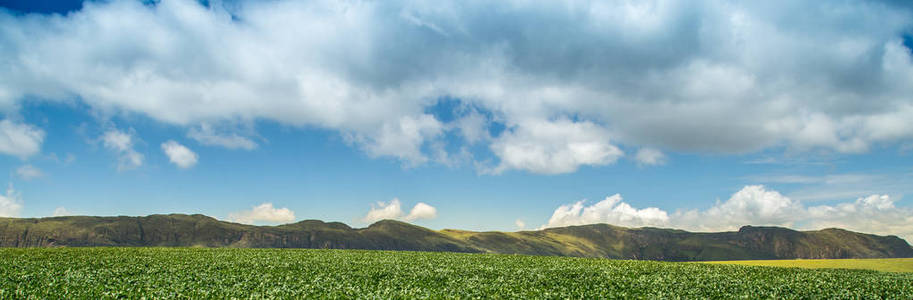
[{"left": 701, "top": 258, "right": 913, "bottom": 273}]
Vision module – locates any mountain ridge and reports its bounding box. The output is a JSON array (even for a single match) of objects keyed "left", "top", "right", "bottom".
[{"left": 1, "top": 214, "right": 910, "bottom": 261}]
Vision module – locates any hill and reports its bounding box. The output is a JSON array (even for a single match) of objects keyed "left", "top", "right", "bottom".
[{"left": 1, "top": 214, "right": 911, "bottom": 261}]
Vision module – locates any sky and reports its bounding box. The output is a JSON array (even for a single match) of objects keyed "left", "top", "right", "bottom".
[{"left": 0, "top": 0, "right": 912, "bottom": 241}]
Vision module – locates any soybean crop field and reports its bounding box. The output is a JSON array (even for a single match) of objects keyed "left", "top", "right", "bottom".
[{"left": 1, "top": 248, "right": 912, "bottom": 299}]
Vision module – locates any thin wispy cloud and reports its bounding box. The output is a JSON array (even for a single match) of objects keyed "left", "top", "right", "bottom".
[
  {"left": 187, "top": 124, "right": 258, "bottom": 150},
  {"left": 745, "top": 172, "right": 913, "bottom": 202},
  {"left": 101, "top": 129, "right": 144, "bottom": 171},
  {"left": 15, "top": 165, "right": 43, "bottom": 180}
]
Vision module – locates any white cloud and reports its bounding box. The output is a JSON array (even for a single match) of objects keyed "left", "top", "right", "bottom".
[
  {"left": 52, "top": 206, "right": 73, "bottom": 217},
  {"left": 362, "top": 199, "right": 402, "bottom": 223},
  {"left": 634, "top": 148, "right": 666, "bottom": 166},
  {"left": 349, "top": 115, "right": 444, "bottom": 166},
  {"left": 545, "top": 194, "right": 670, "bottom": 228},
  {"left": 361, "top": 198, "right": 438, "bottom": 223},
  {"left": 47, "top": 152, "right": 77, "bottom": 165},
  {"left": 0, "top": 0, "right": 912, "bottom": 171},
  {"left": 490, "top": 119, "right": 623, "bottom": 174},
  {"left": 0, "top": 120, "right": 44, "bottom": 159},
  {"left": 102, "top": 129, "right": 132, "bottom": 152},
  {"left": 807, "top": 195, "right": 913, "bottom": 242},
  {"left": 514, "top": 219, "right": 526, "bottom": 230},
  {"left": 677, "top": 185, "right": 804, "bottom": 232},
  {"left": 404, "top": 202, "right": 438, "bottom": 221},
  {"left": 15, "top": 164, "right": 43, "bottom": 180},
  {"left": 161, "top": 140, "right": 198, "bottom": 169},
  {"left": 749, "top": 174, "right": 867, "bottom": 185},
  {"left": 187, "top": 124, "right": 258, "bottom": 150},
  {"left": 455, "top": 110, "right": 490, "bottom": 145},
  {"left": 746, "top": 172, "right": 913, "bottom": 203},
  {"left": 543, "top": 185, "right": 913, "bottom": 241},
  {"left": 102, "top": 129, "right": 144, "bottom": 171},
  {"left": 0, "top": 184, "right": 22, "bottom": 217},
  {"left": 227, "top": 202, "right": 295, "bottom": 225}
]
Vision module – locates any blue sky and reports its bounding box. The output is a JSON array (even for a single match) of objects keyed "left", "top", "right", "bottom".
[{"left": 1, "top": 0, "right": 912, "bottom": 240}]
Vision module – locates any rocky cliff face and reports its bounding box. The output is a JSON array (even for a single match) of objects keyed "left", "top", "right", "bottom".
[
  {"left": 734, "top": 226, "right": 913, "bottom": 259},
  {"left": 1, "top": 214, "right": 911, "bottom": 261}
]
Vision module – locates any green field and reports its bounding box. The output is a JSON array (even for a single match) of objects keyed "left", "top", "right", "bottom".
[
  {"left": 703, "top": 258, "right": 913, "bottom": 273},
  {"left": 2, "top": 248, "right": 912, "bottom": 299}
]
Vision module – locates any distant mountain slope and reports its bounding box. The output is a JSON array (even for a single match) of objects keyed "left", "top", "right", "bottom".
[
  {"left": 1, "top": 214, "right": 911, "bottom": 261},
  {"left": 443, "top": 224, "right": 913, "bottom": 260},
  {"left": 0, "top": 215, "right": 476, "bottom": 253}
]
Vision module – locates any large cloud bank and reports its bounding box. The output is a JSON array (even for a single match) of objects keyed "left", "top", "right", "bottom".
[
  {"left": 545, "top": 185, "right": 913, "bottom": 241},
  {"left": 1, "top": 0, "right": 912, "bottom": 173}
]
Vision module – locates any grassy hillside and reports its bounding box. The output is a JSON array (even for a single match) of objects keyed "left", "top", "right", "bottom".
[
  {"left": 1, "top": 248, "right": 911, "bottom": 298},
  {"left": 703, "top": 258, "right": 913, "bottom": 273},
  {"left": 440, "top": 224, "right": 913, "bottom": 260},
  {"left": 1, "top": 214, "right": 911, "bottom": 261},
  {"left": 0, "top": 215, "right": 478, "bottom": 252}
]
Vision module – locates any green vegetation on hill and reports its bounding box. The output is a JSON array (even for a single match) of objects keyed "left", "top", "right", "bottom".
[
  {"left": 1, "top": 248, "right": 911, "bottom": 298},
  {"left": 1, "top": 214, "right": 911, "bottom": 261},
  {"left": 703, "top": 258, "right": 913, "bottom": 273},
  {"left": 443, "top": 224, "right": 913, "bottom": 260},
  {"left": 0, "top": 215, "right": 475, "bottom": 252}
]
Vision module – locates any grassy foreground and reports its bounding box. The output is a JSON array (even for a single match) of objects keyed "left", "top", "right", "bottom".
[
  {"left": 703, "top": 258, "right": 913, "bottom": 273},
  {"left": 1, "top": 248, "right": 912, "bottom": 299}
]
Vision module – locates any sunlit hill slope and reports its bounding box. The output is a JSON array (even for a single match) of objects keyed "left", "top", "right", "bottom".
[{"left": 1, "top": 214, "right": 911, "bottom": 261}]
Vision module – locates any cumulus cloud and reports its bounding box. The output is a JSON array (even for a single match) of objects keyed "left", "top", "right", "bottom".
[
  {"left": 1, "top": 0, "right": 912, "bottom": 172},
  {"left": 362, "top": 198, "right": 405, "bottom": 223},
  {"left": 161, "top": 140, "right": 198, "bottom": 169},
  {"left": 0, "top": 184, "right": 22, "bottom": 217},
  {"left": 187, "top": 124, "right": 258, "bottom": 150},
  {"left": 807, "top": 195, "right": 913, "bottom": 242},
  {"left": 101, "top": 129, "right": 144, "bottom": 171},
  {"left": 227, "top": 202, "right": 296, "bottom": 225},
  {"left": 676, "top": 185, "right": 804, "bottom": 232},
  {"left": 405, "top": 202, "right": 438, "bottom": 221},
  {"left": 52, "top": 206, "right": 73, "bottom": 217},
  {"left": 0, "top": 120, "right": 44, "bottom": 159},
  {"left": 15, "top": 164, "right": 43, "bottom": 180},
  {"left": 634, "top": 148, "right": 666, "bottom": 166},
  {"left": 543, "top": 185, "right": 913, "bottom": 241},
  {"left": 489, "top": 119, "right": 623, "bottom": 174},
  {"left": 361, "top": 198, "right": 438, "bottom": 223},
  {"left": 546, "top": 194, "right": 670, "bottom": 228}
]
